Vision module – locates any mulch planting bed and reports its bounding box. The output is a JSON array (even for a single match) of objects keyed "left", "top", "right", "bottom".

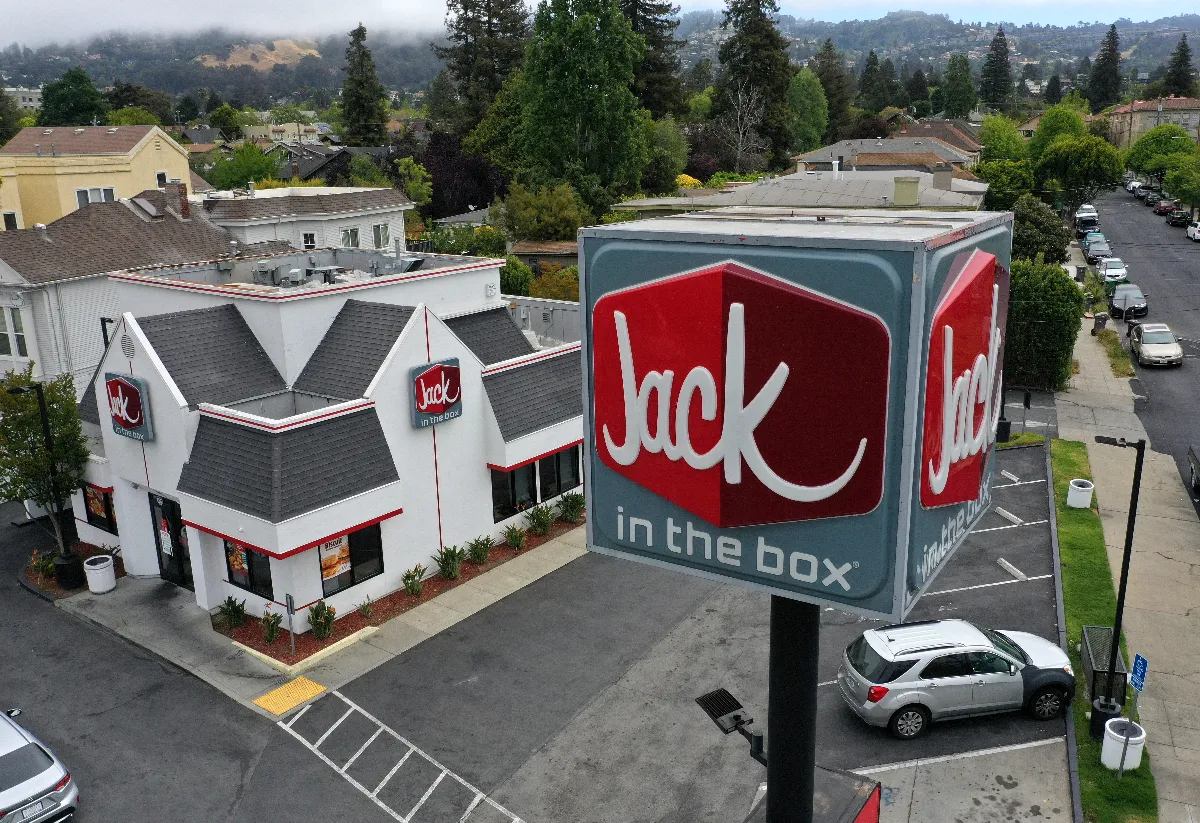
[
  {"left": 24, "top": 542, "right": 126, "bottom": 600},
  {"left": 216, "top": 520, "right": 583, "bottom": 665}
]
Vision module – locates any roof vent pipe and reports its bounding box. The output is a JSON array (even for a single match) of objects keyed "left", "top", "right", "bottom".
[{"left": 831, "top": 159, "right": 840, "bottom": 180}]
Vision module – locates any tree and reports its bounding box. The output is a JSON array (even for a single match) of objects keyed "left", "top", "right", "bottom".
[
  {"left": 0, "top": 89, "right": 21, "bottom": 146},
  {"left": 500, "top": 256, "right": 534, "bottom": 295},
  {"left": 979, "top": 28, "right": 1013, "bottom": 110},
  {"left": 530, "top": 264, "right": 580, "bottom": 300},
  {"left": 1004, "top": 257, "right": 1083, "bottom": 390},
  {"left": 496, "top": 182, "right": 592, "bottom": 239},
  {"left": 394, "top": 156, "right": 433, "bottom": 211},
  {"left": 434, "top": 0, "right": 530, "bottom": 130},
  {"left": 813, "top": 39, "right": 852, "bottom": 143},
  {"left": 463, "top": 70, "right": 527, "bottom": 177},
  {"left": 208, "top": 104, "right": 245, "bottom": 140},
  {"left": 1011, "top": 193, "right": 1071, "bottom": 262},
  {"left": 1036, "top": 134, "right": 1123, "bottom": 214},
  {"left": 347, "top": 154, "right": 391, "bottom": 187},
  {"left": 38, "top": 67, "right": 107, "bottom": 127},
  {"left": 881, "top": 58, "right": 905, "bottom": 108},
  {"left": 1165, "top": 155, "right": 1200, "bottom": 211},
  {"left": 1164, "top": 35, "right": 1198, "bottom": 98},
  {"left": 943, "top": 54, "right": 976, "bottom": 118},
  {"left": 788, "top": 68, "right": 828, "bottom": 152},
  {"left": 104, "top": 81, "right": 173, "bottom": 125},
  {"left": 857, "top": 51, "right": 885, "bottom": 113},
  {"left": 342, "top": 24, "right": 390, "bottom": 146},
  {"left": 1028, "top": 103, "right": 1086, "bottom": 163},
  {"left": 1044, "top": 75, "right": 1062, "bottom": 105},
  {"left": 621, "top": 0, "right": 685, "bottom": 118},
  {"left": 714, "top": 0, "right": 795, "bottom": 168},
  {"left": 269, "top": 104, "right": 312, "bottom": 125},
  {"left": 713, "top": 82, "right": 769, "bottom": 172},
  {"left": 0, "top": 367, "right": 89, "bottom": 556},
  {"left": 978, "top": 114, "right": 1027, "bottom": 162},
  {"left": 426, "top": 69, "right": 464, "bottom": 132},
  {"left": 1125, "top": 124, "right": 1195, "bottom": 176},
  {"left": 1089, "top": 24, "right": 1122, "bottom": 113},
  {"left": 905, "top": 68, "right": 929, "bottom": 105},
  {"left": 107, "top": 106, "right": 161, "bottom": 127},
  {"left": 642, "top": 116, "right": 689, "bottom": 194},
  {"left": 177, "top": 95, "right": 200, "bottom": 123},
  {"left": 207, "top": 143, "right": 280, "bottom": 190},
  {"left": 204, "top": 91, "right": 224, "bottom": 114},
  {"left": 520, "top": 0, "right": 648, "bottom": 196},
  {"left": 683, "top": 58, "right": 714, "bottom": 94},
  {"left": 975, "top": 159, "right": 1033, "bottom": 210}
]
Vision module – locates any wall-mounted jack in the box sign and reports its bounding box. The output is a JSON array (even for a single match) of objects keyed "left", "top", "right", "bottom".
[{"left": 696, "top": 687, "right": 767, "bottom": 766}]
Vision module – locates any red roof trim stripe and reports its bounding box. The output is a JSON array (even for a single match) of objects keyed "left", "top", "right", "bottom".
[{"left": 199, "top": 401, "right": 375, "bottom": 431}]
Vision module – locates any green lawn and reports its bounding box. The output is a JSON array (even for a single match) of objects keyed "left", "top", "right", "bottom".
[
  {"left": 1050, "top": 439, "right": 1158, "bottom": 823},
  {"left": 1096, "top": 329, "right": 1137, "bottom": 378},
  {"left": 998, "top": 432, "right": 1046, "bottom": 449}
]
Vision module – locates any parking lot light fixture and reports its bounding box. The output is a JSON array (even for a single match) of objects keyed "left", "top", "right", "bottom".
[{"left": 695, "top": 687, "right": 767, "bottom": 767}]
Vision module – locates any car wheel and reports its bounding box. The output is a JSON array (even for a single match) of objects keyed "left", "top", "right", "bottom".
[
  {"left": 888, "top": 705, "right": 931, "bottom": 740},
  {"left": 1029, "top": 687, "right": 1066, "bottom": 720}
]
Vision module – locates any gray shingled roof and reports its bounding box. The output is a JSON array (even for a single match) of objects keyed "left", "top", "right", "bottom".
[
  {"left": 483, "top": 351, "right": 582, "bottom": 441},
  {"left": 78, "top": 372, "right": 100, "bottom": 425},
  {"left": 137, "top": 304, "right": 286, "bottom": 406},
  {"left": 443, "top": 307, "right": 535, "bottom": 366},
  {"left": 199, "top": 187, "right": 410, "bottom": 221},
  {"left": 177, "top": 409, "right": 399, "bottom": 522},
  {"left": 293, "top": 300, "right": 416, "bottom": 400},
  {"left": 799, "top": 137, "right": 972, "bottom": 165}
]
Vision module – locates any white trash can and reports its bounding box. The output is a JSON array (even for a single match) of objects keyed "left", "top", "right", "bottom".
[
  {"left": 83, "top": 555, "right": 116, "bottom": 594},
  {"left": 1101, "top": 718, "right": 1146, "bottom": 771},
  {"left": 1067, "top": 478, "right": 1094, "bottom": 508}
]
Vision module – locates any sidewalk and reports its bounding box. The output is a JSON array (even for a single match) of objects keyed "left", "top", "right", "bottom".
[
  {"left": 58, "top": 527, "right": 587, "bottom": 718},
  {"left": 1055, "top": 324, "right": 1200, "bottom": 822}
]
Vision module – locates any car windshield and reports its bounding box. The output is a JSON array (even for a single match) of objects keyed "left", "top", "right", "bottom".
[
  {"left": 0, "top": 743, "right": 54, "bottom": 792},
  {"left": 979, "top": 627, "right": 1028, "bottom": 664},
  {"left": 1142, "top": 331, "right": 1176, "bottom": 345},
  {"left": 1103, "top": 259, "right": 1123, "bottom": 268},
  {"left": 846, "top": 636, "right": 917, "bottom": 683}
]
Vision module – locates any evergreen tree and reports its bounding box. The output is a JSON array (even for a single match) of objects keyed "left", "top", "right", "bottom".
[
  {"left": 426, "top": 69, "right": 464, "bottom": 131},
  {"left": 683, "top": 58, "right": 714, "bottom": 94},
  {"left": 880, "top": 58, "right": 904, "bottom": 108},
  {"left": 38, "top": 67, "right": 107, "bottom": 127},
  {"left": 906, "top": 68, "right": 930, "bottom": 104},
  {"left": 176, "top": 95, "right": 200, "bottom": 123},
  {"left": 434, "top": 0, "right": 531, "bottom": 131},
  {"left": 1044, "top": 75, "right": 1062, "bottom": 105},
  {"left": 1089, "top": 24, "right": 1122, "bottom": 113},
  {"left": 857, "top": 50, "right": 884, "bottom": 112},
  {"left": 714, "top": 0, "right": 795, "bottom": 168},
  {"left": 787, "top": 67, "right": 828, "bottom": 152},
  {"left": 813, "top": 38, "right": 852, "bottom": 142},
  {"left": 943, "top": 54, "right": 976, "bottom": 118},
  {"left": 1164, "top": 35, "right": 1197, "bottom": 98},
  {"left": 621, "top": 0, "right": 685, "bottom": 118},
  {"left": 979, "top": 27, "right": 1012, "bottom": 110},
  {"left": 341, "top": 24, "right": 390, "bottom": 146},
  {"left": 0, "top": 89, "right": 21, "bottom": 146}
]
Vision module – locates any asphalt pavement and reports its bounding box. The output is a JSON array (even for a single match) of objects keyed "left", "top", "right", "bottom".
[{"left": 1091, "top": 190, "right": 1200, "bottom": 495}]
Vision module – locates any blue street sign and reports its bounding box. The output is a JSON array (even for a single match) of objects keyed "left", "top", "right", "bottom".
[{"left": 1131, "top": 654, "right": 1149, "bottom": 692}]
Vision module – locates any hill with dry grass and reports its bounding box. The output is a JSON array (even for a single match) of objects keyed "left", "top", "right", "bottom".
[{"left": 197, "top": 39, "right": 320, "bottom": 71}]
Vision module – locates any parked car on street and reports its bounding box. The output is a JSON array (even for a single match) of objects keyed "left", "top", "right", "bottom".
[
  {"left": 1075, "top": 215, "right": 1101, "bottom": 238},
  {"left": 1137, "top": 186, "right": 1160, "bottom": 201},
  {"left": 1167, "top": 209, "right": 1191, "bottom": 227},
  {"left": 1131, "top": 323, "right": 1184, "bottom": 366},
  {"left": 1085, "top": 240, "right": 1113, "bottom": 263},
  {"left": 1074, "top": 204, "right": 1098, "bottom": 220},
  {"left": 1128, "top": 180, "right": 1143, "bottom": 193},
  {"left": 1154, "top": 199, "right": 1180, "bottom": 214},
  {"left": 1110, "top": 283, "right": 1149, "bottom": 318},
  {"left": 1099, "top": 258, "right": 1129, "bottom": 281},
  {"left": 1082, "top": 232, "right": 1106, "bottom": 253},
  {"left": 837, "top": 619, "right": 1075, "bottom": 740},
  {"left": 1189, "top": 221, "right": 1200, "bottom": 241},
  {"left": 1145, "top": 195, "right": 1164, "bottom": 208},
  {"left": 0, "top": 709, "right": 79, "bottom": 822}
]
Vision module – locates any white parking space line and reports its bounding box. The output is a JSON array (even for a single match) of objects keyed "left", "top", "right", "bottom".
[
  {"left": 285, "top": 703, "right": 312, "bottom": 728},
  {"left": 851, "top": 736, "right": 1065, "bottom": 775},
  {"left": 818, "top": 680, "right": 837, "bottom": 687},
  {"left": 926, "top": 575, "right": 1052, "bottom": 596},
  {"left": 1000, "top": 470, "right": 1020, "bottom": 482},
  {"left": 972, "top": 519, "right": 1048, "bottom": 534},
  {"left": 281, "top": 691, "right": 524, "bottom": 823},
  {"left": 994, "top": 507, "right": 1023, "bottom": 525},
  {"left": 997, "top": 558, "right": 1028, "bottom": 581},
  {"left": 992, "top": 479, "right": 1046, "bottom": 490}
]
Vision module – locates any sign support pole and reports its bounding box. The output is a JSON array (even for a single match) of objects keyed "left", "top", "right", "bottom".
[{"left": 766, "top": 596, "right": 820, "bottom": 823}]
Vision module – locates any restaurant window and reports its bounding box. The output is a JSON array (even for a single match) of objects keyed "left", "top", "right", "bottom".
[
  {"left": 491, "top": 463, "right": 537, "bottom": 522},
  {"left": 302, "top": 232, "right": 316, "bottom": 250},
  {"left": 341, "top": 227, "right": 360, "bottom": 248},
  {"left": 538, "top": 445, "right": 582, "bottom": 500},
  {"left": 82, "top": 484, "right": 117, "bottom": 535},
  {"left": 225, "top": 540, "right": 273, "bottom": 600},
  {"left": 319, "top": 523, "right": 384, "bottom": 597},
  {"left": 372, "top": 223, "right": 390, "bottom": 249}
]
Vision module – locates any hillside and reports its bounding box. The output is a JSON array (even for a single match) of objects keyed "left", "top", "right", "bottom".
[{"left": 197, "top": 39, "right": 320, "bottom": 71}]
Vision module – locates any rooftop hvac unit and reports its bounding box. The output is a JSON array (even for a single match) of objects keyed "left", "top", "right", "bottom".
[
  {"left": 312, "top": 266, "right": 340, "bottom": 284},
  {"left": 396, "top": 256, "right": 424, "bottom": 273}
]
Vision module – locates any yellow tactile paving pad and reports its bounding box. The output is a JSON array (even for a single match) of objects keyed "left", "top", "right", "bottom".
[{"left": 253, "top": 676, "right": 327, "bottom": 716}]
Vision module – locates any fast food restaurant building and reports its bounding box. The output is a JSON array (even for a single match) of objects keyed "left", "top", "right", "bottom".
[{"left": 73, "top": 247, "right": 583, "bottom": 632}]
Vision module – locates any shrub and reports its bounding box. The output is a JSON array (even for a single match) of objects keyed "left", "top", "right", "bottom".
[
  {"left": 557, "top": 491, "right": 586, "bottom": 523},
  {"left": 500, "top": 256, "right": 534, "bottom": 296},
  {"left": 309, "top": 600, "right": 336, "bottom": 639},
  {"left": 218, "top": 596, "right": 248, "bottom": 628},
  {"left": 263, "top": 611, "right": 283, "bottom": 644},
  {"left": 432, "top": 545, "right": 467, "bottom": 579},
  {"left": 677, "top": 173, "right": 703, "bottom": 189},
  {"left": 524, "top": 504, "right": 554, "bottom": 535},
  {"left": 402, "top": 563, "right": 427, "bottom": 596},
  {"left": 529, "top": 265, "right": 579, "bottom": 301},
  {"left": 1005, "top": 257, "right": 1085, "bottom": 389},
  {"left": 705, "top": 171, "right": 762, "bottom": 189},
  {"left": 503, "top": 524, "right": 527, "bottom": 549},
  {"left": 358, "top": 595, "right": 374, "bottom": 618},
  {"left": 28, "top": 550, "right": 56, "bottom": 578},
  {"left": 466, "top": 535, "right": 492, "bottom": 565}
]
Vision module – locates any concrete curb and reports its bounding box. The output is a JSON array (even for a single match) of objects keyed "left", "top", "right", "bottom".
[
  {"left": 15, "top": 568, "right": 55, "bottom": 603},
  {"left": 1045, "top": 440, "right": 1086, "bottom": 823},
  {"left": 232, "top": 625, "right": 380, "bottom": 676}
]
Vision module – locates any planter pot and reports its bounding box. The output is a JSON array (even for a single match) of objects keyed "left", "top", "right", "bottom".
[
  {"left": 1101, "top": 718, "right": 1146, "bottom": 771},
  {"left": 83, "top": 555, "right": 116, "bottom": 594},
  {"left": 1067, "top": 478, "right": 1094, "bottom": 508}
]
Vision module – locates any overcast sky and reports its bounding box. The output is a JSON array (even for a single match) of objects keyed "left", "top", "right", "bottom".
[{"left": 3, "top": 0, "right": 1196, "bottom": 47}]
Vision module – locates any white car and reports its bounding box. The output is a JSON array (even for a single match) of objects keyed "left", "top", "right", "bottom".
[
  {"left": 1188, "top": 221, "right": 1200, "bottom": 242},
  {"left": 1099, "top": 258, "right": 1128, "bottom": 281},
  {"left": 1074, "top": 204, "right": 1098, "bottom": 220},
  {"left": 1131, "top": 323, "right": 1184, "bottom": 367},
  {"left": 1128, "top": 181, "right": 1143, "bottom": 193},
  {"left": 0, "top": 709, "right": 79, "bottom": 822}
]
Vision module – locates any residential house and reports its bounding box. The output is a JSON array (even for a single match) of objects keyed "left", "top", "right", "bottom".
[
  {"left": 195, "top": 186, "right": 412, "bottom": 252},
  {"left": 243, "top": 122, "right": 321, "bottom": 144},
  {"left": 1110, "top": 97, "right": 1200, "bottom": 148},
  {"left": 1016, "top": 114, "right": 1042, "bottom": 139},
  {"left": 511, "top": 240, "right": 579, "bottom": 272},
  {"left": 892, "top": 120, "right": 982, "bottom": 163},
  {"left": 271, "top": 144, "right": 389, "bottom": 185},
  {"left": 3, "top": 86, "right": 42, "bottom": 111},
  {"left": 797, "top": 136, "right": 975, "bottom": 172},
  {"left": 434, "top": 206, "right": 491, "bottom": 228},
  {"left": 0, "top": 125, "right": 192, "bottom": 230},
  {"left": 181, "top": 126, "right": 222, "bottom": 145}
]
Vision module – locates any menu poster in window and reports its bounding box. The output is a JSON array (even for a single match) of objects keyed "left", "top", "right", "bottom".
[
  {"left": 226, "top": 542, "right": 248, "bottom": 576},
  {"left": 158, "top": 515, "right": 173, "bottom": 556},
  {"left": 319, "top": 536, "right": 351, "bottom": 581},
  {"left": 85, "top": 486, "right": 106, "bottom": 519}
]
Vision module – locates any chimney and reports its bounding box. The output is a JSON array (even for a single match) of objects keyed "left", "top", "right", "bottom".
[
  {"left": 166, "top": 179, "right": 189, "bottom": 219},
  {"left": 230, "top": 240, "right": 239, "bottom": 258},
  {"left": 831, "top": 159, "right": 840, "bottom": 179},
  {"left": 893, "top": 176, "right": 920, "bottom": 207},
  {"left": 932, "top": 163, "right": 953, "bottom": 191}
]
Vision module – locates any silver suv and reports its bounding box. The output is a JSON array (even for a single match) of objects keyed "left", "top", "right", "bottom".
[{"left": 837, "top": 619, "right": 1075, "bottom": 739}]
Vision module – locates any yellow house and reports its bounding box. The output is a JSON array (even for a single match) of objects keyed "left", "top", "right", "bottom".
[{"left": 0, "top": 125, "right": 191, "bottom": 230}]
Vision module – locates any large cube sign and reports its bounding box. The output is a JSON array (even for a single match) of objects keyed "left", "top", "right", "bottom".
[
  {"left": 582, "top": 217, "right": 1012, "bottom": 620},
  {"left": 411, "top": 359, "right": 463, "bottom": 428},
  {"left": 105, "top": 373, "right": 154, "bottom": 442}
]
